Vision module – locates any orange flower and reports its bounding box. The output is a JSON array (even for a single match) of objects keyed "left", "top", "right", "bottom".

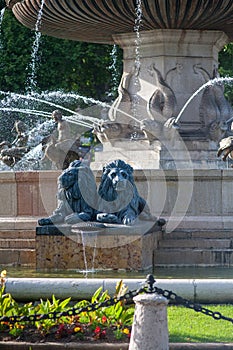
[{"left": 101, "top": 316, "right": 107, "bottom": 323}]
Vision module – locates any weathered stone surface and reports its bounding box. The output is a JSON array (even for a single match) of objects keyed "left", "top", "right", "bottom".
[
  {"left": 129, "top": 293, "right": 169, "bottom": 350},
  {"left": 0, "top": 248, "right": 35, "bottom": 267},
  {"left": 36, "top": 224, "right": 160, "bottom": 270},
  {"left": 0, "top": 172, "right": 17, "bottom": 216}
]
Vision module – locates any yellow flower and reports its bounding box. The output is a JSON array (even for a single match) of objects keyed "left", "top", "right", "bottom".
[
  {"left": 122, "top": 328, "right": 130, "bottom": 335},
  {"left": 0, "top": 270, "right": 7, "bottom": 286},
  {"left": 74, "top": 326, "right": 82, "bottom": 333},
  {"left": 16, "top": 324, "right": 24, "bottom": 330},
  {"left": 1, "top": 270, "right": 7, "bottom": 278}
]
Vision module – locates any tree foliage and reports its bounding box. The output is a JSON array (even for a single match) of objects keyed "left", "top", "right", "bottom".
[
  {"left": 219, "top": 43, "right": 233, "bottom": 104},
  {"left": 0, "top": 9, "right": 122, "bottom": 100},
  {"left": 1, "top": 9, "right": 233, "bottom": 102}
]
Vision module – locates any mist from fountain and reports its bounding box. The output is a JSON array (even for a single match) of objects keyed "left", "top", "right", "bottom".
[
  {"left": 0, "top": 7, "right": 5, "bottom": 28},
  {"left": 0, "top": 90, "right": 103, "bottom": 170},
  {"left": 0, "top": 117, "right": 55, "bottom": 170}
]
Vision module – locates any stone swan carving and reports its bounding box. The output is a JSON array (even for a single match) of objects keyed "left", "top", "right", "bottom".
[
  {"left": 198, "top": 66, "right": 231, "bottom": 142},
  {"left": 141, "top": 64, "right": 177, "bottom": 142}
]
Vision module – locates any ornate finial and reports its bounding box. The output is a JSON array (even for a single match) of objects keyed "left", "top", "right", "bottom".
[{"left": 146, "top": 274, "right": 156, "bottom": 293}]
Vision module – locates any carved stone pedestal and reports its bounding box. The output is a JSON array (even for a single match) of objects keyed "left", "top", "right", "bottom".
[
  {"left": 36, "top": 221, "right": 162, "bottom": 271},
  {"left": 92, "top": 29, "right": 232, "bottom": 170},
  {"left": 92, "top": 140, "right": 161, "bottom": 170},
  {"left": 160, "top": 140, "right": 228, "bottom": 169}
]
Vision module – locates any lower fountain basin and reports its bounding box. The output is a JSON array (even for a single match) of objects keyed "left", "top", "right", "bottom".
[{"left": 36, "top": 221, "right": 162, "bottom": 270}]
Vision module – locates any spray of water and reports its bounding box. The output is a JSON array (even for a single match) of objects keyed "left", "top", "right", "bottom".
[
  {"left": 39, "top": 91, "right": 110, "bottom": 108},
  {"left": 0, "top": 90, "right": 142, "bottom": 124},
  {"left": 174, "top": 77, "right": 233, "bottom": 124},
  {"left": 26, "top": 0, "right": 45, "bottom": 92},
  {"left": 0, "top": 91, "right": 98, "bottom": 124},
  {"left": 0, "top": 107, "right": 92, "bottom": 128}
]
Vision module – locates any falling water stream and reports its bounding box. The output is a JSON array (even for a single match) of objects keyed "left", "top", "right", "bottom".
[
  {"left": 26, "top": 0, "right": 45, "bottom": 92},
  {"left": 80, "top": 231, "right": 89, "bottom": 277},
  {"left": 0, "top": 7, "right": 5, "bottom": 48},
  {"left": 0, "top": 7, "right": 5, "bottom": 25},
  {"left": 108, "top": 44, "right": 119, "bottom": 97},
  {"left": 134, "top": 0, "right": 142, "bottom": 71},
  {"left": 130, "top": 0, "right": 143, "bottom": 138},
  {"left": 79, "top": 231, "right": 97, "bottom": 277}
]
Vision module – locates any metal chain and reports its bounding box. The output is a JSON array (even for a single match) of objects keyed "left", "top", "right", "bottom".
[
  {"left": 0, "top": 287, "right": 144, "bottom": 324},
  {"left": 145, "top": 275, "right": 233, "bottom": 324},
  {"left": 1, "top": 275, "right": 233, "bottom": 325}
]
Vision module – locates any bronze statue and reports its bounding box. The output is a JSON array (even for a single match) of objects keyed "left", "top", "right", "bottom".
[
  {"left": 97, "top": 159, "right": 156, "bottom": 225},
  {"left": 38, "top": 158, "right": 165, "bottom": 229},
  {"left": 0, "top": 120, "right": 29, "bottom": 166},
  {"left": 217, "top": 136, "right": 233, "bottom": 162},
  {"left": 38, "top": 160, "right": 97, "bottom": 226},
  {"left": 41, "top": 110, "right": 81, "bottom": 169}
]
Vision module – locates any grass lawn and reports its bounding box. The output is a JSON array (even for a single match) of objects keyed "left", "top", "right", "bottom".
[{"left": 168, "top": 304, "right": 233, "bottom": 343}]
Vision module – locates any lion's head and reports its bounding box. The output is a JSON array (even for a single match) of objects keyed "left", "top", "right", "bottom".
[{"left": 97, "top": 159, "right": 152, "bottom": 225}]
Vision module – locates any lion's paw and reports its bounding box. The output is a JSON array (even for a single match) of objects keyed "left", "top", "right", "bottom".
[
  {"left": 97, "top": 213, "right": 119, "bottom": 224},
  {"left": 122, "top": 215, "right": 136, "bottom": 226},
  {"left": 38, "top": 217, "right": 53, "bottom": 226}
]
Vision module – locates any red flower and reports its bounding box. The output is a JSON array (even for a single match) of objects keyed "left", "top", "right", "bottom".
[{"left": 94, "top": 326, "right": 101, "bottom": 334}]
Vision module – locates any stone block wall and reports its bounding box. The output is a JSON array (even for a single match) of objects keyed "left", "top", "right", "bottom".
[
  {"left": 0, "top": 171, "right": 58, "bottom": 218},
  {"left": 0, "top": 169, "right": 233, "bottom": 231},
  {"left": 36, "top": 228, "right": 159, "bottom": 271}
]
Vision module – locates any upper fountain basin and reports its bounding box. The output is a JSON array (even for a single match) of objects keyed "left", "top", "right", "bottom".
[{"left": 6, "top": 0, "right": 233, "bottom": 43}]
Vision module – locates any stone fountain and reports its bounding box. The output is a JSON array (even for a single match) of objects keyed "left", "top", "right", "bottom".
[
  {"left": 2, "top": 0, "right": 233, "bottom": 270},
  {"left": 6, "top": 0, "right": 233, "bottom": 169}
]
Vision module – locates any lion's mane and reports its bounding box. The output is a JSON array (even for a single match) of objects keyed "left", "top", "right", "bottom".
[{"left": 38, "top": 160, "right": 97, "bottom": 225}]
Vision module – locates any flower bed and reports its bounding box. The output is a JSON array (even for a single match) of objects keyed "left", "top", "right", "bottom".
[{"left": 0, "top": 270, "right": 132, "bottom": 348}]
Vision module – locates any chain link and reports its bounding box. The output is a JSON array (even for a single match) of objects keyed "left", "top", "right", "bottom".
[
  {"left": 146, "top": 277, "right": 233, "bottom": 324},
  {"left": 1, "top": 275, "right": 233, "bottom": 325},
  {"left": 0, "top": 286, "right": 143, "bottom": 324}
]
